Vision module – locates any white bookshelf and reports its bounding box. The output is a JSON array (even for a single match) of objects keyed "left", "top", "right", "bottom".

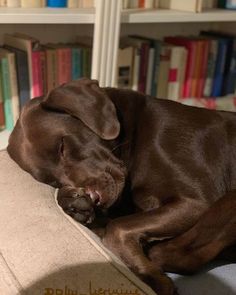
[
  {"left": 121, "top": 8, "right": 236, "bottom": 23},
  {"left": 0, "top": 1, "right": 236, "bottom": 146},
  {"left": 0, "top": 7, "right": 95, "bottom": 24}
]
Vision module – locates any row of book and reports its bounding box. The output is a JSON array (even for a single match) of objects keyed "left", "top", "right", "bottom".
[
  {"left": 0, "top": 33, "right": 92, "bottom": 131},
  {"left": 116, "top": 32, "right": 236, "bottom": 102},
  {"left": 0, "top": 0, "right": 94, "bottom": 8},
  {"left": 123, "top": 0, "right": 236, "bottom": 11}
]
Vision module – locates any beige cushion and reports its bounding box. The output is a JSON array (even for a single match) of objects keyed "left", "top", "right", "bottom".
[{"left": 0, "top": 150, "right": 154, "bottom": 295}]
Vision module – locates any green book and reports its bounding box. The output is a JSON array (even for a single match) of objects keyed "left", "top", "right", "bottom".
[
  {"left": 218, "top": 0, "right": 226, "bottom": 8},
  {"left": 0, "top": 57, "right": 14, "bottom": 131}
]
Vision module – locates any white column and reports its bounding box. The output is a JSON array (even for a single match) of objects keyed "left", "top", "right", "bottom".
[{"left": 91, "top": 0, "right": 122, "bottom": 87}]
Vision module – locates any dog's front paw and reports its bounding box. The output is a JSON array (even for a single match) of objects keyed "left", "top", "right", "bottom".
[{"left": 57, "top": 186, "right": 95, "bottom": 224}]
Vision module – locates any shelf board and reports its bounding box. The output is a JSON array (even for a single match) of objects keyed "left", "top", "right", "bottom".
[
  {"left": 122, "top": 8, "right": 236, "bottom": 23},
  {"left": 0, "top": 8, "right": 95, "bottom": 24},
  {"left": 0, "top": 130, "right": 10, "bottom": 151}
]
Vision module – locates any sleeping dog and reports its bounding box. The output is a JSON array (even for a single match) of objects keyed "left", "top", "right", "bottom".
[{"left": 7, "top": 78, "right": 236, "bottom": 295}]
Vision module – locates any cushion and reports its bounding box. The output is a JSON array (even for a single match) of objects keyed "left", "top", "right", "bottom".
[{"left": 0, "top": 149, "right": 235, "bottom": 295}]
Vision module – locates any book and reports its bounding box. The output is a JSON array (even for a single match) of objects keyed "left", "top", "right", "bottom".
[
  {"left": 218, "top": 0, "right": 226, "bottom": 7},
  {"left": 156, "top": 45, "right": 171, "bottom": 99},
  {"left": 203, "top": 40, "right": 218, "bottom": 97},
  {"left": 71, "top": 45, "right": 83, "bottom": 80},
  {"left": 116, "top": 45, "right": 134, "bottom": 89},
  {"left": 81, "top": 0, "right": 94, "bottom": 8},
  {"left": 0, "top": 48, "right": 20, "bottom": 130},
  {"left": 21, "top": 0, "right": 44, "bottom": 7},
  {"left": 4, "top": 33, "right": 40, "bottom": 98},
  {"left": 129, "top": 36, "right": 150, "bottom": 93},
  {"left": 3, "top": 45, "right": 30, "bottom": 109},
  {"left": 47, "top": 0, "right": 66, "bottom": 7},
  {"left": 159, "top": 0, "right": 203, "bottom": 12},
  {"left": 203, "top": 31, "right": 236, "bottom": 96},
  {"left": 7, "top": 0, "right": 20, "bottom": 7},
  {"left": 167, "top": 46, "right": 187, "bottom": 100},
  {"left": 165, "top": 36, "right": 197, "bottom": 98},
  {"left": 226, "top": 0, "right": 236, "bottom": 9},
  {"left": 0, "top": 77, "right": 5, "bottom": 130},
  {"left": 67, "top": 0, "right": 78, "bottom": 7},
  {"left": 0, "top": 0, "right": 7, "bottom": 6},
  {"left": 76, "top": 36, "right": 92, "bottom": 77},
  {"left": 44, "top": 46, "right": 57, "bottom": 92},
  {"left": 0, "top": 102, "right": 5, "bottom": 130},
  {"left": 0, "top": 51, "right": 14, "bottom": 131},
  {"left": 196, "top": 40, "right": 210, "bottom": 98},
  {"left": 201, "top": 31, "right": 230, "bottom": 96},
  {"left": 46, "top": 44, "right": 72, "bottom": 87},
  {"left": 32, "top": 49, "right": 44, "bottom": 97}
]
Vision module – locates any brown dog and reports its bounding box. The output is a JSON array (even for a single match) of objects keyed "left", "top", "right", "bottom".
[{"left": 7, "top": 78, "right": 236, "bottom": 295}]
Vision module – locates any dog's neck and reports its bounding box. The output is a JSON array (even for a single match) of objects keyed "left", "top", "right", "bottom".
[{"left": 104, "top": 88, "right": 147, "bottom": 168}]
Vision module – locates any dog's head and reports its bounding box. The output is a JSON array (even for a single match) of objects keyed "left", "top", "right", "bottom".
[{"left": 7, "top": 78, "right": 126, "bottom": 208}]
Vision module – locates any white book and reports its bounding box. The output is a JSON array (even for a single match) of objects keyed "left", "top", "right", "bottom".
[
  {"left": 21, "top": 0, "right": 44, "bottom": 7},
  {"left": 167, "top": 46, "right": 187, "bottom": 101},
  {"left": 159, "top": 0, "right": 203, "bottom": 12},
  {"left": 7, "top": 0, "right": 20, "bottom": 7},
  {"left": 123, "top": 0, "right": 129, "bottom": 9},
  {"left": 0, "top": 0, "right": 7, "bottom": 6},
  {"left": 67, "top": 0, "right": 78, "bottom": 8},
  {"left": 129, "top": 0, "right": 139, "bottom": 8},
  {"left": 132, "top": 49, "right": 141, "bottom": 91},
  {"left": 144, "top": 0, "right": 154, "bottom": 8}
]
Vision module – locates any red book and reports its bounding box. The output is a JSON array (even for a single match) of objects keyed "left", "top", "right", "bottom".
[
  {"left": 32, "top": 50, "right": 44, "bottom": 97},
  {"left": 165, "top": 36, "right": 197, "bottom": 98},
  {"left": 197, "top": 40, "right": 210, "bottom": 98},
  {"left": 139, "top": 0, "right": 145, "bottom": 7},
  {"left": 57, "top": 47, "right": 72, "bottom": 86}
]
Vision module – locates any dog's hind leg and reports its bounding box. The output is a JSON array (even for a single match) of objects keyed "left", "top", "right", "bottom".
[{"left": 148, "top": 192, "right": 236, "bottom": 275}]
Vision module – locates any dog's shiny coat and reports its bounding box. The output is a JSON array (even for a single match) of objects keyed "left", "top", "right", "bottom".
[{"left": 7, "top": 78, "right": 236, "bottom": 295}]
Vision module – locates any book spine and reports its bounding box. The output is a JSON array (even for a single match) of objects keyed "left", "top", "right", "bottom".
[
  {"left": 168, "top": 47, "right": 187, "bottom": 101},
  {"left": 47, "top": 0, "right": 67, "bottom": 7},
  {"left": 145, "top": 47, "right": 155, "bottom": 95},
  {"left": 32, "top": 51, "right": 41, "bottom": 98},
  {"left": 67, "top": 0, "right": 78, "bottom": 7},
  {"left": 21, "top": 0, "right": 43, "bottom": 7},
  {"left": 211, "top": 40, "right": 227, "bottom": 97},
  {"left": 46, "top": 49, "right": 57, "bottom": 92},
  {"left": 0, "top": 101, "right": 5, "bottom": 130},
  {"left": 203, "top": 40, "right": 218, "bottom": 97},
  {"left": 190, "top": 41, "right": 201, "bottom": 97},
  {"left": 65, "top": 48, "right": 72, "bottom": 83},
  {"left": 72, "top": 48, "right": 83, "bottom": 80},
  {"left": 8, "top": 52, "right": 20, "bottom": 124},
  {"left": 225, "top": 39, "right": 236, "bottom": 94},
  {"left": 57, "top": 48, "right": 71, "bottom": 86},
  {"left": 132, "top": 47, "right": 141, "bottom": 91},
  {"left": 151, "top": 41, "right": 161, "bottom": 97},
  {"left": 7, "top": 0, "right": 20, "bottom": 7},
  {"left": 197, "top": 41, "right": 210, "bottom": 98},
  {"left": 1, "top": 58, "right": 14, "bottom": 130},
  {"left": 40, "top": 51, "right": 47, "bottom": 95},
  {"left": 138, "top": 42, "right": 149, "bottom": 93}
]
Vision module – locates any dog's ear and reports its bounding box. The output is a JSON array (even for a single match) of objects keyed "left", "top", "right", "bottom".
[{"left": 41, "top": 78, "right": 120, "bottom": 140}]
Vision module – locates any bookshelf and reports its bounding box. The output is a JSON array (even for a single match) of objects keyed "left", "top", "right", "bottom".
[
  {"left": 0, "top": 8, "right": 95, "bottom": 24},
  {"left": 121, "top": 8, "right": 236, "bottom": 23},
  {"left": 1, "top": 1, "right": 236, "bottom": 149}
]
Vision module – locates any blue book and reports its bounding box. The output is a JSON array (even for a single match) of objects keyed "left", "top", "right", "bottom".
[
  {"left": 72, "top": 47, "right": 83, "bottom": 80},
  {"left": 47, "top": 0, "right": 67, "bottom": 7},
  {"left": 211, "top": 39, "right": 228, "bottom": 97},
  {"left": 4, "top": 45, "right": 30, "bottom": 109}
]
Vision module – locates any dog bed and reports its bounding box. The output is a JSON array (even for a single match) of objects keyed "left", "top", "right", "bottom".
[{"left": 0, "top": 149, "right": 235, "bottom": 295}]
